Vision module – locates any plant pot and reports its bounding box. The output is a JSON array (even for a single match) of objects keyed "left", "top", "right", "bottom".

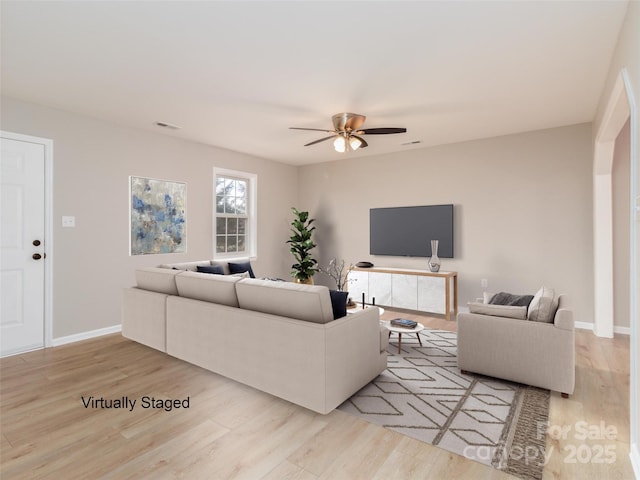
[{"left": 294, "top": 277, "right": 314, "bottom": 285}]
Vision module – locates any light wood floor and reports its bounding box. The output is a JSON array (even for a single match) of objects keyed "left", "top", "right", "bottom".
[{"left": 1, "top": 310, "right": 634, "bottom": 479}]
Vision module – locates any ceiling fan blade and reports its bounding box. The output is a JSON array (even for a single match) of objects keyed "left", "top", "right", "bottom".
[
  {"left": 304, "top": 135, "right": 336, "bottom": 147},
  {"left": 359, "top": 127, "right": 407, "bottom": 135},
  {"left": 352, "top": 135, "right": 368, "bottom": 148},
  {"left": 290, "top": 127, "right": 335, "bottom": 133}
]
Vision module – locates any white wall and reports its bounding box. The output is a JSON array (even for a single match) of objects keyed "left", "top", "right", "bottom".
[
  {"left": 593, "top": 1, "right": 640, "bottom": 473},
  {"left": 613, "top": 119, "right": 631, "bottom": 330},
  {"left": 0, "top": 96, "right": 298, "bottom": 339},
  {"left": 298, "top": 124, "right": 594, "bottom": 324}
]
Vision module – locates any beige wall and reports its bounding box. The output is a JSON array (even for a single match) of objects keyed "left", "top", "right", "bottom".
[
  {"left": 613, "top": 119, "right": 631, "bottom": 329},
  {"left": 298, "top": 124, "right": 594, "bottom": 324},
  {"left": 1, "top": 96, "right": 298, "bottom": 339}
]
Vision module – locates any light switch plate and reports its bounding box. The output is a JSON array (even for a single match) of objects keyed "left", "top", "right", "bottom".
[{"left": 62, "top": 216, "right": 75, "bottom": 228}]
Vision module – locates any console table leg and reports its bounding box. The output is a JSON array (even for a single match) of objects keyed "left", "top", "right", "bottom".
[
  {"left": 453, "top": 274, "right": 458, "bottom": 318},
  {"left": 445, "top": 279, "right": 451, "bottom": 321},
  {"left": 416, "top": 333, "right": 422, "bottom": 347},
  {"left": 397, "top": 333, "right": 402, "bottom": 354}
]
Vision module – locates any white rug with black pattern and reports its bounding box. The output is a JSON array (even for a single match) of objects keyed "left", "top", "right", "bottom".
[{"left": 338, "top": 328, "right": 549, "bottom": 480}]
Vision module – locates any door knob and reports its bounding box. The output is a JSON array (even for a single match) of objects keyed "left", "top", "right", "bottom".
[
  {"left": 32, "top": 253, "right": 42, "bottom": 260},
  {"left": 33, "top": 240, "right": 41, "bottom": 246}
]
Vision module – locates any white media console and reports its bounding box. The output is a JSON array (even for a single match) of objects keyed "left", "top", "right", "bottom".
[{"left": 348, "top": 267, "right": 458, "bottom": 321}]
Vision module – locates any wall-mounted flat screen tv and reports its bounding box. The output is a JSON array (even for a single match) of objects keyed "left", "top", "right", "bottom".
[{"left": 370, "top": 204, "right": 454, "bottom": 258}]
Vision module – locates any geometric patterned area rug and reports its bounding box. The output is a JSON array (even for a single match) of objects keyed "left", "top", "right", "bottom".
[{"left": 338, "top": 328, "right": 550, "bottom": 480}]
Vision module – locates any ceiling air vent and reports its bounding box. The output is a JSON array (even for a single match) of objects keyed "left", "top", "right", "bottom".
[{"left": 154, "top": 121, "right": 181, "bottom": 130}]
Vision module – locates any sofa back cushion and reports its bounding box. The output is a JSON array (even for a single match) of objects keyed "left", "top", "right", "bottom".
[
  {"left": 158, "top": 260, "right": 212, "bottom": 272},
  {"left": 159, "top": 258, "right": 252, "bottom": 276},
  {"left": 175, "top": 271, "right": 240, "bottom": 307},
  {"left": 235, "top": 279, "right": 334, "bottom": 324},
  {"left": 135, "top": 267, "right": 181, "bottom": 295}
]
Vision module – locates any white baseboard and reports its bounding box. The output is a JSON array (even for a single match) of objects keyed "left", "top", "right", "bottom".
[
  {"left": 574, "top": 321, "right": 631, "bottom": 336},
  {"left": 575, "top": 321, "right": 595, "bottom": 331},
  {"left": 615, "top": 325, "right": 632, "bottom": 335},
  {"left": 52, "top": 324, "right": 122, "bottom": 347},
  {"left": 631, "top": 443, "right": 640, "bottom": 480}
]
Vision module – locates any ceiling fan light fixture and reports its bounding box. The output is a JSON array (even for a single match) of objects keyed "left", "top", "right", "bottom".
[
  {"left": 291, "top": 112, "right": 406, "bottom": 152},
  {"left": 349, "top": 136, "right": 362, "bottom": 151}
]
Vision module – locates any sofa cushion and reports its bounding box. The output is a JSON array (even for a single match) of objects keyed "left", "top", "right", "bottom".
[
  {"left": 329, "top": 290, "right": 348, "bottom": 319},
  {"left": 135, "top": 267, "right": 181, "bottom": 295},
  {"left": 158, "top": 260, "right": 211, "bottom": 272},
  {"left": 527, "top": 286, "right": 558, "bottom": 323},
  {"left": 197, "top": 264, "right": 225, "bottom": 275},
  {"left": 231, "top": 271, "right": 250, "bottom": 278},
  {"left": 228, "top": 260, "right": 255, "bottom": 278},
  {"left": 235, "top": 278, "right": 334, "bottom": 324},
  {"left": 468, "top": 302, "right": 528, "bottom": 320},
  {"left": 175, "top": 271, "right": 240, "bottom": 307}
]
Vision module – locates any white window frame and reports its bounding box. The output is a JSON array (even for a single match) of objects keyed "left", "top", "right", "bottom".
[{"left": 213, "top": 167, "right": 257, "bottom": 260}]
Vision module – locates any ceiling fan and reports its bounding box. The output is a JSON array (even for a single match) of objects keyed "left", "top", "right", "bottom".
[{"left": 290, "top": 112, "right": 407, "bottom": 152}]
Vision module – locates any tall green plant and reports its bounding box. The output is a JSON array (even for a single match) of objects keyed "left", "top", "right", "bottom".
[{"left": 287, "top": 207, "right": 319, "bottom": 282}]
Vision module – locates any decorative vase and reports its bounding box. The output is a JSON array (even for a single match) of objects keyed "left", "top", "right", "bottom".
[
  {"left": 428, "top": 240, "right": 441, "bottom": 272},
  {"left": 294, "top": 276, "right": 314, "bottom": 285}
]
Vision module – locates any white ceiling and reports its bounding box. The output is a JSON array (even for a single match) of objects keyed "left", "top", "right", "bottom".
[{"left": 1, "top": 1, "right": 629, "bottom": 166}]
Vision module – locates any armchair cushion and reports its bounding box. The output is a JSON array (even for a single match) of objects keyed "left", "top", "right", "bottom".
[{"left": 468, "top": 302, "right": 527, "bottom": 319}]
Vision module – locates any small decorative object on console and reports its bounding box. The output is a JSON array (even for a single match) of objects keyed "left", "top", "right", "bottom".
[
  {"left": 356, "top": 261, "right": 374, "bottom": 268},
  {"left": 390, "top": 318, "right": 418, "bottom": 329},
  {"left": 428, "top": 239, "right": 441, "bottom": 272}
]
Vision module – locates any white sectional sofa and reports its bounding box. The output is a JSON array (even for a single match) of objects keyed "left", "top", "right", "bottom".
[{"left": 122, "top": 261, "right": 388, "bottom": 414}]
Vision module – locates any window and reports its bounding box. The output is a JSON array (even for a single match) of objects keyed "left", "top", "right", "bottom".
[{"left": 214, "top": 168, "right": 257, "bottom": 258}]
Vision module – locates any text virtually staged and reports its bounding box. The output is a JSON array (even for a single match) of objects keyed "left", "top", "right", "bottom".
[{"left": 81, "top": 395, "right": 191, "bottom": 412}]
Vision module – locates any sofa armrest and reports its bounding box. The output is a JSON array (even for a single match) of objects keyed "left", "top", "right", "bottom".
[
  {"left": 122, "top": 287, "right": 168, "bottom": 352},
  {"left": 554, "top": 295, "right": 574, "bottom": 331},
  {"left": 554, "top": 308, "right": 574, "bottom": 331},
  {"left": 324, "top": 307, "right": 387, "bottom": 411}
]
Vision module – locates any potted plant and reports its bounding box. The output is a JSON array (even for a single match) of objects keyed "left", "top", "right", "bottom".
[{"left": 287, "top": 207, "right": 319, "bottom": 284}]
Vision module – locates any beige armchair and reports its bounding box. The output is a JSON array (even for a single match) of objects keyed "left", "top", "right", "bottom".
[{"left": 457, "top": 294, "right": 575, "bottom": 397}]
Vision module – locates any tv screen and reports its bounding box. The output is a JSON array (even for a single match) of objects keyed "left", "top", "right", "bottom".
[{"left": 370, "top": 204, "right": 454, "bottom": 258}]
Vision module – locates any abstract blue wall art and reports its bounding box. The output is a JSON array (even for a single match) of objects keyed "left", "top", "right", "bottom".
[{"left": 130, "top": 176, "right": 186, "bottom": 255}]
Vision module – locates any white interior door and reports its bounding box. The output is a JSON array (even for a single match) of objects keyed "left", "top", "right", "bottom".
[{"left": 1, "top": 136, "right": 46, "bottom": 356}]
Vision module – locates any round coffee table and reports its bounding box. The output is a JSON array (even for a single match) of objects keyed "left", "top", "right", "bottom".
[{"left": 382, "top": 320, "right": 424, "bottom": 354}]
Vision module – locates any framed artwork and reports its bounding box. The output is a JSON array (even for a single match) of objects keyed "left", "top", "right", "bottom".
[{"left": 130, "top": 176, "right": 186, "bottom": 255}]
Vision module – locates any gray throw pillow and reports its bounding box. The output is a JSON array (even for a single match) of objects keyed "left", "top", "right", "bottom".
[{"left": 489, "top": 291, "right": 534, "bottom": 307}]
